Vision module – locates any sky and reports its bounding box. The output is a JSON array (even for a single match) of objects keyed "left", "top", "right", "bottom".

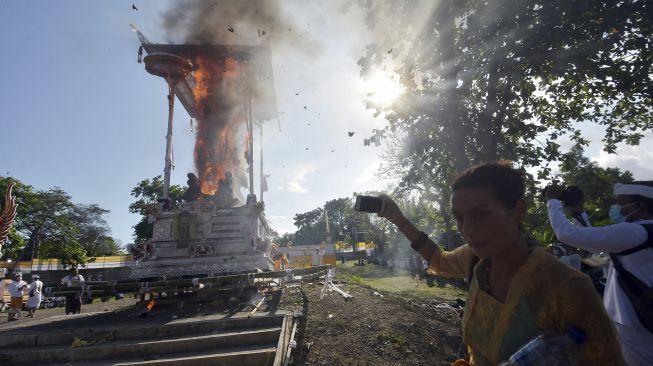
[
  {"left": 1, "top": 1, "right": 652, "bottom": 246},
  {"left": 0, "top": 1, "right": 392, "bottom": 245}
]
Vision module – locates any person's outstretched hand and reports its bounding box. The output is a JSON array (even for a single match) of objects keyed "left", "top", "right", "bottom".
[{"left": 378, "top": 194, "right": 405, "bottom": 226}]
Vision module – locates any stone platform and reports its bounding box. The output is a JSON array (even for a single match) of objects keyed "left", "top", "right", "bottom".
[
  {"left": 129, "top": 255, "right": 273, "bottom": 279},
  {"left": 129, "top": 198, "right": 274, "bottom": 279}
]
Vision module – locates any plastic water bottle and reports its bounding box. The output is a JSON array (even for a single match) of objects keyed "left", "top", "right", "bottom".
[{"left": 498, "top": 327, "right": 586, "bottom": 366}]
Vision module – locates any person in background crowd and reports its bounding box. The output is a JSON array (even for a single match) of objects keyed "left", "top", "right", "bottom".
[
  {"left": 61, "top": 267, "right": 85, "bottom": 315},
  {"left": 379, "top": 161, "right": 623, "bottom": 365},
  {"left": 0, "top": 268, "right": 7, "bottom": 304},
  {"left": 26, "top": 274, "right": 43, "bottom": 318},
  {"left": 7, "top": 272, "right": 27, "bottom": 321},
  {"left": 546, "top": 181, "right": 653, "bottom": 365}
]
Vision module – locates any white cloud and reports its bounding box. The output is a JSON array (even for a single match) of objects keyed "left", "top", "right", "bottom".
[
  {"left": 266, "top": 214, "right": 295, "bottom": 234},
  {"left": 287, "top": 181, "right": 308, "bottom": 194},
  {"left": 592, "top": 134, "right": 653, "bottom": 180},
  {"left": 268, "top": 214, "right": 288, "bottom": 221},
  {"left": 352, "top": 158, "right": 390, "bottom": 193},
  {"left": 281, "top": 165, "right": 316, "bottom": 194}
]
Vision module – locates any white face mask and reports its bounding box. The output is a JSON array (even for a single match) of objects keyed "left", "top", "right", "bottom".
[{"left": 608, "top": 202, "right": 639, "bottom": 223}]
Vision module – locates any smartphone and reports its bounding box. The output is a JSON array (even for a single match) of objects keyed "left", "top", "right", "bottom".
[{"left": 355, "top": 195, "right": 385, "bottom": 214}]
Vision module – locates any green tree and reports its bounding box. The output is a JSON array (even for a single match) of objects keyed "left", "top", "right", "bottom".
[
  {"left": 0, "top": 176, "right": 116, "bottom": 266},
  {"left": 358, "top": 0, "right": 651, "bottom": 176},
  {"left": 83, "top": 236, "right": 124, "bottom": 257},
  {"left": 129, "top": 176, "right": 184, "bottom": 244},
  {"left": 355, "top": 0, "right": 651, "bottom": 245},
  {"left": 293, "top": 197, "right": 365, "bottom": 246},
  {"left": 525, "top": 145, "right": 634, "bottom": 246},
  {"left": 293, "top": 206, "right": 330, "bottom": 245},
  {"left": 14, "top": 186, "right": 83, "bottom": 264},
  {"left": 72, "top": 204, "right": 124, "bottom": 257},
  {"left": 558, "top": 145, "right": 634, "bottom": 217},
  {"left": 276, "top": 232, "right": 295, "bottom": 246},
  {"left": 291, "top": 194, "right": 441, "bottom": 254}
]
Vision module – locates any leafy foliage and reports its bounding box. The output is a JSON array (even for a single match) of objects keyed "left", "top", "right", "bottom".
[
  {"left": 293, "top": 198, "right": 352, "bottom": 245},
  {"left": 524, "top": 145, "right": 634, "bottom": 244},
  {"left": 290, "top": 193, "right": 452, "bottom": 253},
  {"left": 0, "top": 176, "right": 118, "bottom": 266},
  {"left": 129, "top": 176, "right": 184, "bottom": 244},
  {"left": 356, "top": 0, "right": 652, "bottom": 189},
  {"left": 558, "top": 145, "right": 634, "bottom": 216},
  {"left": 352, "top": 0, "right": 651, "bottom": 247}
]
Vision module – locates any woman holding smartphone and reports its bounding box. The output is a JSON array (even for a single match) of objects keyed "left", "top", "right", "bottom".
[{"left": 378, "top": 161, "right": 622, "bottom": 365}]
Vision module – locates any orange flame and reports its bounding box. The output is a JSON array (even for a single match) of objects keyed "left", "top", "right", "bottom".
[{"left": 191, "top": 56, "right": 248, "bottom": 198}]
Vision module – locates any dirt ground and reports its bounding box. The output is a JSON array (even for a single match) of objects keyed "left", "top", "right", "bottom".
[
  {"left": 279, "top": 281, "right": 464, "bottom": 366},
  {"left": 1, "top": 272, "right": 465, "bottom": 365}
]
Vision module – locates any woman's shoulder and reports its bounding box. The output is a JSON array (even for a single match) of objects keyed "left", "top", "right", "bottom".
[
  {"left": 522, "top": 249, "right": 600, "bottom": 317},
  {"left": 527, "top": 247, "right": 590, "bottom": 288}
]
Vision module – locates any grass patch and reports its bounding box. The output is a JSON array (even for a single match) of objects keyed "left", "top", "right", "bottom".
[
  {"left": 332, "top": 317, "right": 348, "bottom": 329},
  {"left": 336, "top": 261, "right": 467, "bottom": 301},
  {"left": 376, "top": 329, "right": 408, "bottom": 349}
]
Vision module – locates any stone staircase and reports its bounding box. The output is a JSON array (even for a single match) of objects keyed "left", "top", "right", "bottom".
[{"left": 0, "top": 314, "right": 292, "bottom": 366}]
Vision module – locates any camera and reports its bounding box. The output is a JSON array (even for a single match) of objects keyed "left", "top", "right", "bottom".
[
  {"left": 542, "top": 185, "right": 584, "bottom": 207},
  {"left": 355, "top": 195, "right": 385, "bottom": 214}
]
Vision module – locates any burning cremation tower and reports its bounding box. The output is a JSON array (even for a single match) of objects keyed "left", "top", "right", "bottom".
[{"left": 132, "top": 35, "right": 277, "bottom": 279}]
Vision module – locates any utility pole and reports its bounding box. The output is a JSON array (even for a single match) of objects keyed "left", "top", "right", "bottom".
[
  {"left": 324, "top": 207, "right": 330, "bottom": 243},
  {"left": 259, "top": 122, "right": 264, "bottom": 202}
]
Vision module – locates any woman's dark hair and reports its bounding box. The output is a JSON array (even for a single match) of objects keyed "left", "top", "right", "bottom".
[
  {"left": 629, "top": 181, "right": 653, "bottom": 215},
  {"left": 451, "top": 161, "right": 526, "bottom": 209}
]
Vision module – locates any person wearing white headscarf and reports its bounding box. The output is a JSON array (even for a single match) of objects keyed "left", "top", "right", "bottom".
[
  {"left": 26, "top": 274, "right": 43, "bottom": 317},
  {"left": 546, "top": 181, "right": 653, "bottom": 365},
  {"left": 7, "top": 272, "right": 27, "bottom": 321}
]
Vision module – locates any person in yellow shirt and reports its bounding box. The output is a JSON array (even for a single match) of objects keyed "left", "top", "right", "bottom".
[{"left": 379, "top": 161, "right": 623, "bottom": 365}]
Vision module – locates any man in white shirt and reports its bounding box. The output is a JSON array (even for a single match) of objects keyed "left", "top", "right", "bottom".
[
  {"left": 61, "top": 267, "right": 85, "bottom": 314},
  {"left": 61, "top": 267, "right": 85, "bottom": 287},
  {"left": 7, "top": 272, "right": 27, "bottom": 321},
  {"left": 546, "top": 181, "right": 653, "bottom": 365},
  {"left": 553, "top": 189, "right": 593, "bottom": 272}
]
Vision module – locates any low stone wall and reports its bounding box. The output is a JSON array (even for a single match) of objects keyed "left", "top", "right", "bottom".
[{"left": 10, "top": 266, "right": 133, "bottom": 287}]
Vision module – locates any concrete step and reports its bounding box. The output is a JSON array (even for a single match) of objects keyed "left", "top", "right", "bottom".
[
  {"left": 0, "top": 314, "right": 285, "bottom": 348},
  {"left": 1, "top": 326, "right": 281, "bottom": 365},
  {"left": 109, "top": 345, "right": 277, "bottom": 366}
]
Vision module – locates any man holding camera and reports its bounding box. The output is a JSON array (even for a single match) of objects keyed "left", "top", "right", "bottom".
[
  {"left": 544, "top": 185, "right": 593, "bottom": 272},
  {"left": 545, "top": 181, "right": 653, "bottom": 365}
]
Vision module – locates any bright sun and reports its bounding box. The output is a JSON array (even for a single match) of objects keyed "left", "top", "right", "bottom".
[{"left": 365, "top": 70, "right": 404, "bottom": 106}]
